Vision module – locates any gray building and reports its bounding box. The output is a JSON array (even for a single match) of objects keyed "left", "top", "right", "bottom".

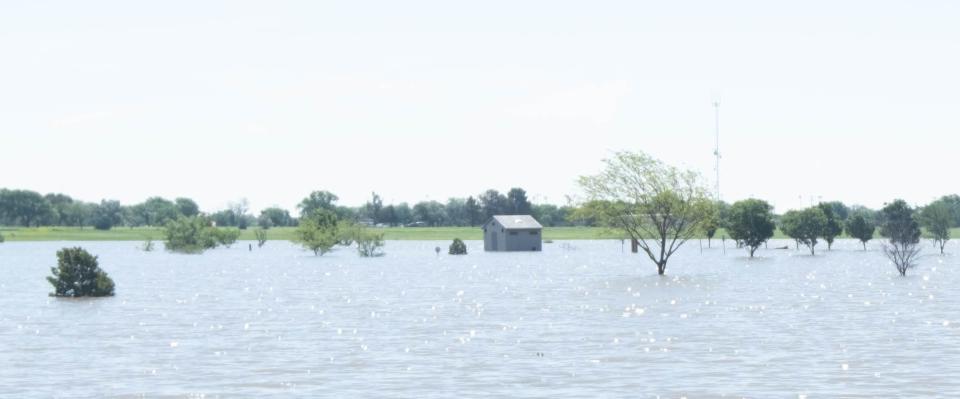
[{"left": 483, "top": 215, "right": 543, "bottom": 252}]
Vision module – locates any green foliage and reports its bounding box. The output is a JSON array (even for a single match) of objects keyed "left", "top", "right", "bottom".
[
  {"left": 92, "top": 200, "right": 123, "bottom": 230},
  {"left": 844, "top": 213, "right": 875, "bottom": 250},
  {"left": 817, "top": 202, "right": 844, "bottom": 250},
  {"left": 46, "top": 247, "right": 115, "bottom": 297},
  {"left": 0, "top": 189, "right": 54, "bottom": 227},
  {"left": 920, "top": 200, "right": 952, "bottom": 254},
  {"left": 449, "top": 238, "right": 467, "bottom": 255},
  {"left": 0, "top": 232, "right": 4, "bottom": 243},
  {"left": 294, "top": 209, "right": 340, "bottom": 256},
  {"left": 507, "top": 188, "right": 532, "bottom": 215},
  {"left": 726, "top": 199, "right": 776, "bottom": 257},
  {"left": 215, "top": 228, "right": 241, "bottom": 247},
  {"left": 880, "top": 199, "right": 921, "bottom": 276},
  {"left": 175, "top": 198, "right": 200, "bottom": 218},
  {"left": 578, "top": 151, "right": 713, "bottom": 275},
  {"left": 781, "top": 207, "right": 827, "bottom": 255},
  {"left": 298, "top": 191, "right": 339, "bottom": 218},
  {"left": 354, "top": 227, "right": 385, "bottom": 257},
  {"left": 255, "top": 228, "right": 268, "bottom": 247},
  {"left": 163, "top": 216, "right": 221, "bottom": 253}
]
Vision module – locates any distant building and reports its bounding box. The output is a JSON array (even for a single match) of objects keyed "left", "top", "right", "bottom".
[{"left": 483, "top": 215, "right": 543, "bottom": 252}]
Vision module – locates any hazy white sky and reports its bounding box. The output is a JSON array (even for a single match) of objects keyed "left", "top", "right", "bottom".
[{"left": 2, "top": 1, "right": 959, "bottom": 213}]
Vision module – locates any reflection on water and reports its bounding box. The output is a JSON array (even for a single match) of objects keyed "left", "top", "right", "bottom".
[{"left": 1, "top": 239, "right": 959, "bottom": 397}]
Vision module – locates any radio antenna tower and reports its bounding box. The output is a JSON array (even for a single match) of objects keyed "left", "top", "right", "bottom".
[{"left": 712, "top": 101, "right": 721, "bottom": 202}]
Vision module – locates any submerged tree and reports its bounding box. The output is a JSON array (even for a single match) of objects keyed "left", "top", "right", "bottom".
[
  {"left": 844, "top": 213, "right": 875, "bottom": 250},
  {"left": 449, "top": 238, "right": 467, "bottom": 255},
  {"left": 578, "top": 151, "right": 713, "bottom": 275},
  {"left": 701, "top": 203, "right": 721, "bottom": 249},
  {"left": 881, "top": 199, "right": 921, "bottom": 276},
  {"left": 920, "top": 200, "right": 952, "bottom": 255},
  {"left": 254, "top": 228, "right": 268, "bottom": 248},
  {"left": 163, "top": 216, "right": 221, "bottom": 253},
  {"left": 354, "top": 227, "right": 385, "bottom": 257},
  {"left": 294, "top": 209, "right": 340, "bottom": 256},
  {"left": 817, "top": 202, "right": 844, "bottom": 250},
  {"left": 725, "top": 199, "right": 776, "bottom": 257},
  {"left": 47, "top": 247, "right": 115, "bottom": 297},
  {"left": 781, "top": 207, "right": 827, "bottom": 255}
]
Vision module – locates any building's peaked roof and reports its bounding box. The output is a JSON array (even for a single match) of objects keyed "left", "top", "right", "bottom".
[{"left": 490, "top": 215, "right": 542, "bottom": 229}]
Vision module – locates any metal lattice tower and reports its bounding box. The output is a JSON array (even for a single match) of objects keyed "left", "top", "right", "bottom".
[{"left": 713, "top": 101, "right": 721, "bottom": 202}]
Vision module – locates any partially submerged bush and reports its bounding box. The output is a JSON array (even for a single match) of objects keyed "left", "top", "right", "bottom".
[
  {"left": 294, "top": 209, "right": 340, "bottom": 256},
  {"left": 355, "top": 228, "right": 385, "bottom": 257},
  {"left": 163, "top": 216, "right": 226, "bottom": 253},
  {"left": 254, "top": 228, "right": 268, "bottom": 248},
  {"left": 214, "top": 228, "right": 241, "bottom": 248},
  {"left": 449, "top": 238, "right": 467, "bottom": 255},
  {"left": 0, "top": 232, "right": 4, "bottom": 243},
  {"left": 47, "top": 247, "right": 115, "bottom": 297}
]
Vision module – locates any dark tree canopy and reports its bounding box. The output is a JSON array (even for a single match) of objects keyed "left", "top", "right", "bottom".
[
  {"left": 726, "top": 199, "right": 776, "bottom": 257},
  {"left": 844, "top": 213, "right": 875, "bottom": 250},
  {"left": 507, "top": 188, "right": 532, "bottom": 215},
  {"left": 298, "top": 191, "right": 339, "bottom": 218},
  {"left": 449, "top": 238, "right": 467, "bottom": 255},
  {"left": 817, "top": 202, "right": 844, "bottom": 250},
  {"left": 920, "top": 199, "right": 952, "bottom": 255},
  {"left": 47, "top": 247, "right": 115, "bottom": 297},
  {"left": 175, "top": 198, "right": 200, "bottom": 218},
  {"left": 781, "top": 207, "right": 827, "bottom": 255},
  {"left": 880, "top": 199, "right": 921, "bottom": 276}
]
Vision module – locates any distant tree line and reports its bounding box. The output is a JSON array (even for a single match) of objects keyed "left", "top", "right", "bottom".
[{"left": 0, "top": 187, "right": 584, "bottom": 230}]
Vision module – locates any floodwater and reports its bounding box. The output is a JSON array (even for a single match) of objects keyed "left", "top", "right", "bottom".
[{"left": 1, "top": 239, "right": 959, "bottom": 398}]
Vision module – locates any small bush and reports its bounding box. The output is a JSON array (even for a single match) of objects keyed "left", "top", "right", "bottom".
[
  {"left": 0, "top": 232, "right": 5, "bottom": 243},
  {"left": 255, "top": 228, "right": 267, "bottom": 248},
  {"left": 350, "top": 225, "right": 385, "bottom": 257},
  {"left": 164, "top": 216, "right": 220, "bottom": 253},
  {"left": 449, "top": 238, "right": 467, "bottom": 255},
  {"left": 142, "top": 237, "right": 154, "bottom": 252},
  {"left": 215, "top": 228, "right": 241, "bottom": 248},
  {"left": 47, "top": 247, "right": 115, "bottom": 297}
]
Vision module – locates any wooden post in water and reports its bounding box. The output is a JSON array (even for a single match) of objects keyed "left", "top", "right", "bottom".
[{"left": 631, "top": 238, "right": 639, "bottom": 253}]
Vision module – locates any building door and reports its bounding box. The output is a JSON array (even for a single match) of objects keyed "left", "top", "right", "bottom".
[{"left": 489, "top": 232, "right": 498, "bottom": 250}]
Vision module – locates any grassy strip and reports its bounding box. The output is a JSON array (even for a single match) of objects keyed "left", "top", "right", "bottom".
[
  {"left": 0, "top": 226, "right": 623, "bottom": 241},
  {"left": 3, "top": 226, "right": 950, "bottom": 242}
]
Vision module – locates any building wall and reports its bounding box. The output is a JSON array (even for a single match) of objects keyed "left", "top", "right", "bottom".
[
  {"left": 504, "top": 229, "right": 542, "bottom": 251},
  {"left": 483, "top": 220, "right": 542, "bottom": 251}
]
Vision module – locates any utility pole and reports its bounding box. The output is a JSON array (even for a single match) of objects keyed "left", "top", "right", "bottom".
[{"left": 713, "top": 101, "right": 721, "bottom": 202}]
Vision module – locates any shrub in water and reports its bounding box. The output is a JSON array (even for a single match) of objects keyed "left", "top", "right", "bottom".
[
  {"left": 449, "top": 238, "right": 467, "bottom": 255},
  {"left": 215, "top": 228, "right": 241, "bottom": 248},
  {"left": 356, "top": 229, "right": 385, "bottom": 257},
  {"left": 164, "top": 216, "right": 220, "bottom": 253},
  {"left": 47, "top": 247, "right": 115, "bottom": 297}
]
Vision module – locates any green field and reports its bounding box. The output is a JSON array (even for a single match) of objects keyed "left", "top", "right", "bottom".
[
  {"left": 0, "top": 226, "right": 626, "bottom": 242},
  {"left": 3, "top": 226, "right": 955, "bottom": 242}
]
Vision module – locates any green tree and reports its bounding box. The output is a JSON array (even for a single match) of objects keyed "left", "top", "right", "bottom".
[
  {"left": 364, "top": 192, "right": 384, "bottom": 224},
  {"left": 163, "top": 216, "right": 221, "bottom": 253},
  {"left": 46, "top": 247, "right": 115, "bottom": 297},
  {"left": 507, "top": 188, "right": 532, "bottom": 215},
  {"left": 817, "top": 202, "right": 843, "bottom": 250},
  {"left": 880, "top": 199, "right": 921, "bottom": 276},
  {"left": 254, "top": 228, "right": 268, "bottom": 247},
  {"left": 413, "top": 201, "right": 446, "bottom": 226},
  {"left": 298, "top": 191, "right": 339, "bottom": 218},
  {"left": 175, "top": 197, "right": 200, "bottom": 218},
  {"left": 844, "top": 213, "right": 875, "bottom": 250},
  {"left": 726, "top": 199, "right": 776, "bottom": 257},
  {"left": 449, "top": 238, "right": 467, "bottom": 255},
  {"left": 920, "top": 200, "right": 951, "bottom": 255},
  {"left": 781, "top": 207, "right": 827, "bottom": 255},
  {"left": 479, "top": 189, "right": 509, "bottom": 219},
  {"left": 354, "top": 226, "right": 385, "bottom": 257},
  {"left": 294, "top": 209, "right": 340, "bottom": 256},
  {"left": 0, "top": 189, "right": 53, "bottom": 227},
  {"left": 578, "top": 151, "right": 713, "bottom": 275},
  {"left": 465, "top": 196, "right": 483, "bottom": 226},
  {"left": 215, "top": 228, "right": 241, "bottom": 247},
  {"left": 258, "top": 207, "right": 293, "bottom": 228},
  {"left": 701, "top": 202, "right": 722, "bottom": 248},
  {"left": 92, "top": 200, "right": 124, "bottom": 230}
]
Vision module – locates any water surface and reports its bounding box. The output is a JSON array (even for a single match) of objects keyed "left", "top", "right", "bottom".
[{"left": 1, "top": 239, "right": 958, "bottom": 398}]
